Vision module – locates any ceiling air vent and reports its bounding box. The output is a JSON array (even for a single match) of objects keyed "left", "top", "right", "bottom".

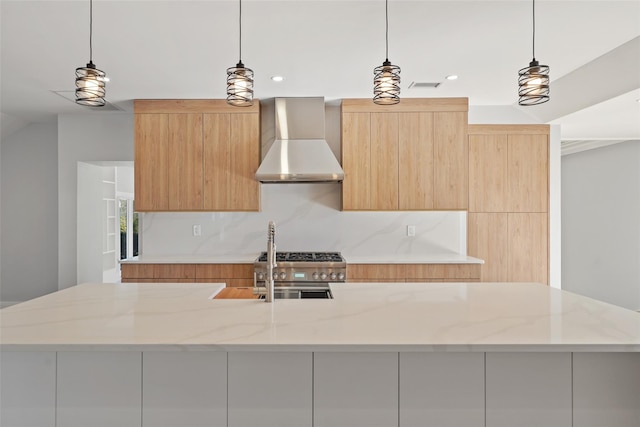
[
  {"left": 408, "top": 82, "right": 441, "bottom": 89},
  {"left": 51, "top": 90, "right": 122, "bottom": 111}
]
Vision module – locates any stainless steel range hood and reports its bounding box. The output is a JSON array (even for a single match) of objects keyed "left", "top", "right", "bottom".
[{"left": 256, "top": 97, "right": 344, "bottom": 183}]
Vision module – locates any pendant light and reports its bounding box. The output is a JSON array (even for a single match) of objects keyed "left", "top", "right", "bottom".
[
  {"left": 227, "top": 0, "right": 254, "bottom": 107},
  {"left": 75, "top": 0, "right": 107, "bottom": 107},
  {"left": 518, "top": 0, "right": 550, "bottom": 106},
  {"left": 373, "top": 0, "right": 401, "bottom": 105}
]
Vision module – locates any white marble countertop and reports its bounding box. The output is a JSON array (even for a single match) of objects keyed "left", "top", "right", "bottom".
[
  {"left": 342, "top": 253, "right": 484, "bottom": 264},
  {"left": 120, "top": 253, "right": 484, "bottom": 264},
  {"left": 120, "top": 255, "right": 259, "bottom": 264},
  {"left": 2, "top": 282, "right": 639, "bottom": 352}
]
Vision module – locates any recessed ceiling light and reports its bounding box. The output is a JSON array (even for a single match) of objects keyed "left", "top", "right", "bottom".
[
  {"left": 271, "top": 76, "right": 284, "bottom": 82},
  {"left": 446, "top": 75, "right": 458, "bottom": 80}
]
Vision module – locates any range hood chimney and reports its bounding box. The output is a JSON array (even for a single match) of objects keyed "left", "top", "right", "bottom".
[{"left": 256, "top": 97, "right": 344, "bottom": 183}]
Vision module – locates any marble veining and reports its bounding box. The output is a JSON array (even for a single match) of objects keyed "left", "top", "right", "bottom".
[
  {"left": 140, "top": 184, "right": 467, "bottom": 259},
  {"left": 1, "top": 282, "right": 639, "bottom": 352}
]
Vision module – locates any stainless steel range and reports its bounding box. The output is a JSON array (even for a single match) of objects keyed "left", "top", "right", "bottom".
[{"left": 253, "top": 251, "right": 346, "bottom": 299}]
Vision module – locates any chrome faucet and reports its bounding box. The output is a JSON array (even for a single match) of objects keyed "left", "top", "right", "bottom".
[{"left": 265, "top": 221, "right": 276, "bottom": 302}]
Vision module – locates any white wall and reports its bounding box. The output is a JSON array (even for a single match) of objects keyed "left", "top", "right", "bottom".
[
  {"left": 58, "top": 114, "right": 133, "bottom": 289},
  {"left": 0, "top": 121, "right": 58, "bottom": 304},
  {"left": 562, "top": 140, "right": 640, "bottom": 311},
  {"left": 76, "top": 163, "right": 106, "bottom": 285}
]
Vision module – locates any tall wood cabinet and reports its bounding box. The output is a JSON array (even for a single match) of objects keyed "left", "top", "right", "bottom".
[
  {"left": 134, "top": 100, "right": 260, "bottom": 212},
  {"left": 341, "top": 98, "right": 468, "bottom": 211},
  {"left": 467, "top": 125, "right": 549, "bottom": 284}
]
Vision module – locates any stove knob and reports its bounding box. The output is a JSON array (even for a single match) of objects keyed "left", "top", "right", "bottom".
[
  {"left": 337, "top": 272, "right": 345, "bottom": 281},
  {"left": 330, "top": 272, "right": 337, "bottom": 280},
  {"left": 320, "top": 272, "right": 327, "bottom": 280},
  {"left": 257, "top": 272, "right": 264, "bottom": 281},
  {"left": 272, "top": 272, "right": 278, "bottom": 280},
  {"left": 312, "top": 272, "right": 319, "bottom": 280},
  {"left": 279, "top": 271, "right": 287, "bottom": 280}
]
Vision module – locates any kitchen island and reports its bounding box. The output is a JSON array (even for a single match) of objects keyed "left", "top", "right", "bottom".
[{"left": 2, "top": 282, "right": 639, "bottom": 427}]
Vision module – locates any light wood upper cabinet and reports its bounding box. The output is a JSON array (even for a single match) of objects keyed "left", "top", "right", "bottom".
[
  {"left": 342, "top": 113, "right": 371, "bottom": 210},
  {"left": 371, "top": 113, "right": 399, "bottom": 210},
  {"left": 469, "top": 134, "right": 508, "bottom": 213},
  {"left": 508, "top": 134, "right": 548, "bottom": 213},
  {"left": 134, "top": 100, "right": 260, "bottom": 212},
  {"left": 203, "top": 113, "right": 231, "bottom": 210},
  {"left": 434, "top": 112, "right": 468, "bottom": 210},
  {"left": 134, "top": 114, "right": 169, "bottom": 211},
  {"left": 399, "top": 113, "right": 434, "bottom": 210},
  {"left": 468, "top": 125, "right": 549, "bottom": 213},
  {"left": 168, "top": 114, "right": 203, "bottom": 211},
  {"left": 229, "top": 113, "right": 260, "bottom": 211},
  {"left": 202, "top": 113, "right": 260, "bottom": 211},
  {"left": 341, "top": 98, "right": 468, "bottom": 211}
]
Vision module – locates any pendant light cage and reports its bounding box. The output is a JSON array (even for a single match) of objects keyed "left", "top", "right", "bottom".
[
  {"left": 374, "top": 61, "right": 401, "bottom": 105},
  {"left": 227, "top": 62, "right": 254, "bottom": 107},
  {"left": 75, "top": 0, "right": 106, "bottom": 107},
  {"left": 373, "top": 0, "right": 401, "bottom": 105},
  {"left": 227, "top": 0, "right": 254, "bottom": 107},
  {"left": 518, "top": 61, "right": 550, "bottom": 106},
  {"left": 518, "top": 0, "right": 550, "bottom": 106},
  {"left": 76, "top": 62, "right": 106, "bottom": 107}
]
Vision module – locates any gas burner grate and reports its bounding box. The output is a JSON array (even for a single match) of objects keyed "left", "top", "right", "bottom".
[{"left": 257, "top": 251, "right": 343, "bottom": 263}]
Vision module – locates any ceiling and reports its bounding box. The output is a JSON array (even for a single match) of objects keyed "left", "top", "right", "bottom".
[{"left": 1, "top": 0, "right": 639, "bottom": 143}]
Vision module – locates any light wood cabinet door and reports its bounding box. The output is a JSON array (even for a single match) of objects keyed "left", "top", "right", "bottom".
[
  {"left": 508, "top": 134, "right": 548, "bottom": 213},
  {"left": 134, "top": 114, "right": 169, "bottom": 211},
  {"left": 371, "top": 113, "right": 399, "bottom": 210},
  {"left": 399, "top": 112, "right": 434, "bottom": 210},
  {"left": 168, "top": 114, "right": 203, "bottom": 211},
  {"left": 135, "top": 100, "right": 260, "bottom": 213},
  {"left": 203, "top": 113, "right": 231, "bottom": 210},
  {"left": 508, "top": 213, "right": 548, "bottom": 284},
  {"left": 469, "top": 134, "right": 508, "bottom": 213},
  {"left": 342, "top": 113, "right": 371, "bottom": 210},
  {"left": 204, "top": 113, "right": 260, "bottom": 211},
  {"left": 230, "top": 113, "right": 261, "bottom": 211},
  {"left": 434, "top": 112, "right": 468, "bottom": 210},
  {"left": 467, "top": 213, "right": 509, "bottom": 282}
]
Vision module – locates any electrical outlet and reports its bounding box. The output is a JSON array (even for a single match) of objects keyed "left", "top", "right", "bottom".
[
  {"left": 407, "top": 225, "right": 416, "bottom": 237},
  {"left": 192, "top": 224, "right": 201, "bottom": 237}
]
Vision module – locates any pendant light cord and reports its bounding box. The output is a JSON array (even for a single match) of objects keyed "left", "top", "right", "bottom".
[
  {"left": 239, "top": 0, "right": 242, "bottom": 62},
  {"left": 89, "top": 0, "right": 93, "bottom": 63},
  {"left": 532, "top": 0, "right": 536, "bottom": 60},
  {"left": 385, "top": 0, "right": 389, "bottom": 61}
]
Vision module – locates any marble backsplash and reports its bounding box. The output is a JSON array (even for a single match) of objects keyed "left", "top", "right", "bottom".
[{"left": 140, "top": 184, "right": 467, "bottom": 258}]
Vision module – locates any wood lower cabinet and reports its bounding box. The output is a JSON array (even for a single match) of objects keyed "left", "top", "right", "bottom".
[
  {"left": 341, "top": 98, "right": 468, "bottom": 211},
  {"left": 121, "top": 263, "right": 253, "bottom": 287},
  {"left": 134, "top": 100, "right": 260, "bottom": 212},
  {"left": 468, "top": 213, "right": 548, "bottom": 284},
  {"left": 195, "top": 263, "right": 254, "bottom": 287},
  {"left": 347, "top": 264, "right": 480, "bottom": 282}
]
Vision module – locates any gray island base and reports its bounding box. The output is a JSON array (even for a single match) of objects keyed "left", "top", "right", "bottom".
[{"left": 2, "top": 282, "right": 639, "bottom": 427}]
